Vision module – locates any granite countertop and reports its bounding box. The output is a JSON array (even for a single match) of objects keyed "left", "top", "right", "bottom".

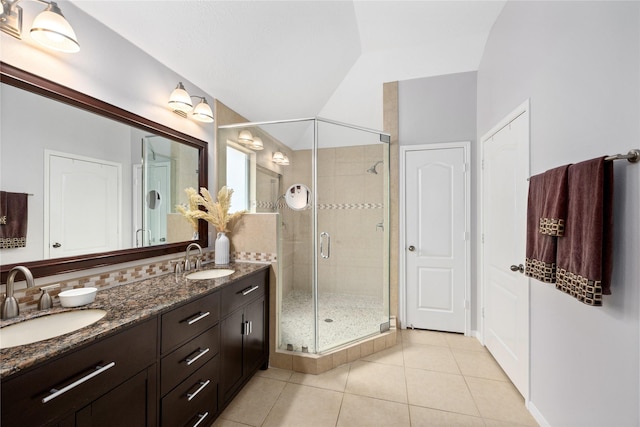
[{"left": 0, "top": 262, "right": 269, "bottom": 379}]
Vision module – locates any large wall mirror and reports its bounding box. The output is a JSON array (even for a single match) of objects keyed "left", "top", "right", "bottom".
[{"left": 0, "top": 63, "right": 208, "bottom": 281}]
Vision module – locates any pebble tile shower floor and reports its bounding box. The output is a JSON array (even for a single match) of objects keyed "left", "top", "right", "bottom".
[{"left": 280, "top": 290, "right": 388, "bottom": 353}]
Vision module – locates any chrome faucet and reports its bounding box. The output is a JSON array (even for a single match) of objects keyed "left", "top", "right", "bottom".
[
  {"left": 2, "top": 266, "right": 35, "bottom": 319},
  {"left": 184, "top": 243, "right": 203, "bottom": 271}
]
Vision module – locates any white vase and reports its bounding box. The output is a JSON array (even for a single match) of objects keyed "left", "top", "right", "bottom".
[{"left": 215, "top": 232, "right": 230, "bottom": 265}]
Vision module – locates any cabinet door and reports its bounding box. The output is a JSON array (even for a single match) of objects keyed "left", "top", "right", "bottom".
[
  {"left": 2, "top": 318, "right": 157, "bottom": 427},
  {"left": 220, "top": 309, "right": 244, "bottom": 400},
  {"left": 244, "top": 297, "right": 266, "bottom": 374},
  {"left": 75, "top": 368, "right": 153, "bottom": 427}
]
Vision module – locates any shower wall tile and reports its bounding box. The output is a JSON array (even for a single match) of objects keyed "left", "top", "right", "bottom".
[
  {"left": 336, "top": 162, "right": 366, "bottom": 178},
  {"left": 337, "top": 145, "right": 366, "bottom": 162},
  {"left": 317, "top": 148, "right": 336, "bottom": 177},
  {"left": 365, "top": 144, "right": 384, "bottom": 162},
  {"left": 229, "top": 213, "right": 278, "bottom": 255}
]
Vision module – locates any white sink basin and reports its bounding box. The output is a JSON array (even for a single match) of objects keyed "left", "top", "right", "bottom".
[
  {"left": 0, "top": 309, "right": 107, "bottom": 349},
  {"left": 186, "top": 269, "right": 235, "bottom": 280}
]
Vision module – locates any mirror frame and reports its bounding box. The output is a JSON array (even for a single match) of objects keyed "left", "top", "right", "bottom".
[{"left": 0, "top": 62, "right": 209, "bottom": 281}]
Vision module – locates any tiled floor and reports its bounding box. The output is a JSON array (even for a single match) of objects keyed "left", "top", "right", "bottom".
[{"left": 213, "top": 329, "right": 539, "bottom": 427}]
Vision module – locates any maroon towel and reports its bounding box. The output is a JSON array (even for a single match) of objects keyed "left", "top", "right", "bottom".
[
  {"left": 539, "top": 165, "right": 570, "bottom": 236},
  {"left": 0, "top": 191, "right": 28, "bottom": 248},
  {"left": 556, "top": 157, "right": 614, "bottom": 306},
  {"left": 525, "top": 173, "right": 559, "bottom": 283}
]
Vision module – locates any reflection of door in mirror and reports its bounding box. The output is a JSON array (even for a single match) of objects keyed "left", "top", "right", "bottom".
[{"left": 46, "top": 151, "right": 121, "bottom": 258}]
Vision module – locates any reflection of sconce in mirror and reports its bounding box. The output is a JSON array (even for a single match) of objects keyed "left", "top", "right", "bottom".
[
  {"left": 1, "top": 0, "right": 80, "bottom": 53},
  {"left": 168, "top": 82, "right": 214, "bottom": 123},
  {"left": 236, "top": 130, "right": 264, "bottom": 151},
  {"left": 284, "top": 184, "right": 311, "bottom": 210},
  {"left": 273, "top": 151, "right": 290, "bottom": 166}
]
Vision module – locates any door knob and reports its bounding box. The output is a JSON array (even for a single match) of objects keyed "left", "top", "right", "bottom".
[
  {"left": 510, "top": 264, "right": 524, "bottom": 273},
  {"left": 408, "top": 245, "right": 415, "bottom": 252},
  {"left": 52, "top": 242, "right": 62, "bottom": 248}
]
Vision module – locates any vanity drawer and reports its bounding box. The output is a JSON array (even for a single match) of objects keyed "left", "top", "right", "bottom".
[
  {"left": 161, "top": 291, "right": 220, "bottom": 354},
  {"left": 161, "top": 355, "right": 218, "bottom": 427},
  {"left": 220, "top": 269, "right": 268, "bottom": 317},
  {"left": 161, "top": 324, "right": 219, "bottom": 396},
  {"left": 1, "top": 317, "right": 157, "bottom": 427}
]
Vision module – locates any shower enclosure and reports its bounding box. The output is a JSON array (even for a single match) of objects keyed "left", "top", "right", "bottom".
[{"left": 220, "top": 117, "right": 390, "bottom": 355}]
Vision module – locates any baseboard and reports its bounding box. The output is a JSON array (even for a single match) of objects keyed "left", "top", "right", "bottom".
[{"left": 527, "top": 400, "right": 551, "bottom": 427}]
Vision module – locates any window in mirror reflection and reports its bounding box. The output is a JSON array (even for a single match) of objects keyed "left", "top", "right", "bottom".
[{"left": 226, "top": 145, "right": 250, "bottom": 213}]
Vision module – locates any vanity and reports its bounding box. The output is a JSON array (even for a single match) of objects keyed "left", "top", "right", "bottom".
[{"left": 0, "top": 263, "right": 270, "bottom": 427}]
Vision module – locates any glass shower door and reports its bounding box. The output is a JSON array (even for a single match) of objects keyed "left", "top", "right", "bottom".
[{"left": 315, "top": 119, "right": 390, "bottom": 353}]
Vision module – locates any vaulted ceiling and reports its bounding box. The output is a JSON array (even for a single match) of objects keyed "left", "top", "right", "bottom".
[{"left": 70, "top": 1, "right": 506, "bottom": 130}]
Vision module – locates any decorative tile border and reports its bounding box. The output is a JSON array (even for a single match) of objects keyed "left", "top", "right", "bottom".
[
  {"left": 257, "top": 200, "right": 384, "bottom": 211},
  {"left": 232, "top": 251, "right": 277, "bottom": 263},
  {"left": 318, "top": 203, "right": 383, "bottom": 210}
]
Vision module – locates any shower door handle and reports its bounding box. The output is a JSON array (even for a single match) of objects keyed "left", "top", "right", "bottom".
[{"left": 320, "top": 232, "right": 331, "bottom": 259}]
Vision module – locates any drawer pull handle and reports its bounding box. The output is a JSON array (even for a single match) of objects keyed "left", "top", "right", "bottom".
[
  {"left": 192, "top": 412, "right": 209, "bottom": 427},
  {"left": 186, "top": 379, "right": 211, "bottom": 402},
  {"left": 185, "top": 347, "right": 210, "bottom": 366},
  {"left": 241, "top": 285, "right": 259, "bottom": 296},
  {"left": 42, "top": 362, "right": 116, "bottom": 404},
  {"left": 186, "top": 311, "right": 210, "bottom": 325},
  {"left": 242, "top": 320, "right": 254, "bottom": 335}
]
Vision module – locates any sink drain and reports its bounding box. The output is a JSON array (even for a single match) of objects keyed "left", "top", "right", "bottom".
[{"left": 324, "top": 318, "right": 333, "bottom": 323}]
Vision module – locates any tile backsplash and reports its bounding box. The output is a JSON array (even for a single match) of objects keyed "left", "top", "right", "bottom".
[{"left": 10, "top": 249, "right": 275, "bottom": 313}]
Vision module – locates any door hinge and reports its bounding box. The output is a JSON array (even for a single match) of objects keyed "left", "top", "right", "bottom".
[
  {"left": 481, "top": 159, "right": 485, "bottom": 170},
  {"left": 481, "top": 233, "right": 485, "bottom": 244},
  {"left": 463, "top": 231, "right": 470, "bottom": 241},
  {"left": 482, "top": 307, "right": 485, "bottom": 318},
  {"left": 464, "top": 300, "right": 470, "bottom": 310}
]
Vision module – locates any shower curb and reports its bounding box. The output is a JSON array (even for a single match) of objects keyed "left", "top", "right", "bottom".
[{"left": 270, "top": 318, "right": 397, "bottom": 375}]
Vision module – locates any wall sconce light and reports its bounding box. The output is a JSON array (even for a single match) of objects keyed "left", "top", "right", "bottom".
[
  {"left": 273, "top": 151, "right": 290, "bottom": 166},
  {"left": 168, "top": 82, "right": 214, "bottom": 123},
  {"left": 249, "top": 136, "right": 264, "bottom": 151},
  {"left": 236, "top": 130, "right": 263, "bottom": 151},
  {"left": 238, "top": 130, "right": 253, "bottom": 144},
  {"left": 1, "top": 0, "right": 80, "bottom": 53}
]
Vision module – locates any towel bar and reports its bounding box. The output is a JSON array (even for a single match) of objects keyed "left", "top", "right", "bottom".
[
  {"left": 527, "top": 149, "right": 639, "bottom": 181},
  {"left": 604, "top": 149, "right": 639, "bottom": 163}
]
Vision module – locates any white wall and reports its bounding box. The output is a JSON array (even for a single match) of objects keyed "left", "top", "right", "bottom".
[
  {"left": 477, "top": 2, "right": 639, "bottom": 425},
  {"left": 398, "top": 71, "right": 477, "bottom": 329}
]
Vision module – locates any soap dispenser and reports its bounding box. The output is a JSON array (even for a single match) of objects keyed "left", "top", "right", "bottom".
[{"left": 38, "top": 284, "right": 59, "bottom": 310}]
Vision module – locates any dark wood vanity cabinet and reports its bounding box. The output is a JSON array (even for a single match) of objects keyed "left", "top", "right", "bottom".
[
  {"left": 1, "top": 267, "right": 270, "bottom": 427},
  {"left": 159, "top": 291, "right": 220, "bottom": 427},
  {"left": 219, "top": 269, "right": 269, "bottom": 405},
  {"left": 1, "top": 318, "right": 158, "bottom": 427}
]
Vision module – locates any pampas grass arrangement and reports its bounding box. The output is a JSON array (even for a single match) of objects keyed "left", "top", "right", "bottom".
[
  {"left": 177, "top": 186, "right": 245, "bottom": 233},
  {"left": 176, "top": 187, "right": 201, "bottom": 233}
]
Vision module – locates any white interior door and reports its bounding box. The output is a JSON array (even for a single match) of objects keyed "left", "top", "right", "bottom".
[
  {"left": 481, "top": 103, "right": 530, "bottom": 398},
  {"left": 402, "top": 143, "right": 469, "bottom": 333},
  {"left": 47, "top": 151, "right": 121, "bottom": 258}
]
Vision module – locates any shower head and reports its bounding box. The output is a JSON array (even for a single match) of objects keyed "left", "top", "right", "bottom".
[{"left": 366, "top": 161, "right": 383, "bottom": 174}]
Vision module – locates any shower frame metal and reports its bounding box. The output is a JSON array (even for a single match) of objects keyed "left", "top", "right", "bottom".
[{"left": 219, "top": 117, "right": 391, "bottom": 354}]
